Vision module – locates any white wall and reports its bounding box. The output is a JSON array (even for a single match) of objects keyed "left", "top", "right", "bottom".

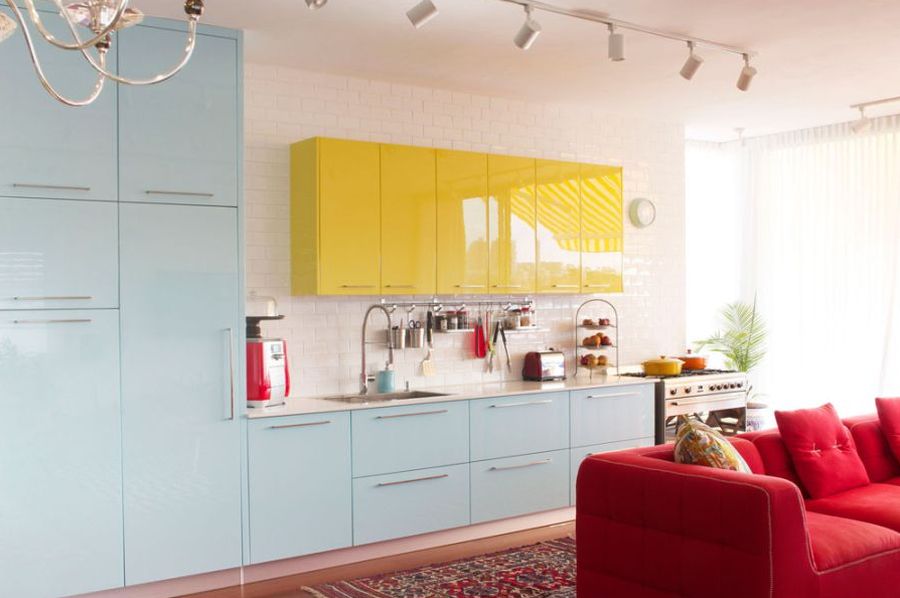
[{"left": 244, "top": 64, "right": 687, "bottom": 398}]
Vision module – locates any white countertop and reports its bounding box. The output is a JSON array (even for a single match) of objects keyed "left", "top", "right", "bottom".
[{"left": 246, "top": 375, "right": 656, "bottom": 419}]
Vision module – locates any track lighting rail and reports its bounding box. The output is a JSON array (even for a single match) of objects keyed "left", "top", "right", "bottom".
[
  {"left": 850, "top": 96, "right": 900, "bottom": 110},
  {"left": 495, "top": 0, "right": 756, "bottom": 58}
]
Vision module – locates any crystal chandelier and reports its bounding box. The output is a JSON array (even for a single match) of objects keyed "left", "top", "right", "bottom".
[{"left": 0, "top": 0, "right": 205, "bottom": 107}]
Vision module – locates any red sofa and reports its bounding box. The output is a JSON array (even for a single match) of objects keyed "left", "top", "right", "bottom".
[{"left": 576, "top": 415, "right": 900, "bottom": 598}]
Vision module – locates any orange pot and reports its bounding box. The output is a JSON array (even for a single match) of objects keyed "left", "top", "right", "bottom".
[{"left": 680, "top": 350, "right": 707, "bottom": 371}]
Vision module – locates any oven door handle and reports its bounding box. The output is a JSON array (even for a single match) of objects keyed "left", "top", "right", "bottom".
[{"left": 669, "top": 393, "right": 746, "bottom": 407}]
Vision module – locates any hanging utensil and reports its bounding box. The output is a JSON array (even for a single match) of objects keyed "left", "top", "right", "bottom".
[
  {"left": 488, "top": 320, "right": 500, "bottom": 373},
  {"left": 474, "top": 316, "right": 487, "bottom": 359},
  {"left": 500, "top": 325, "right": 511, "bottom": 372},
  {"left": 422, "top": 311, "right": 435, "bottom": 376}
]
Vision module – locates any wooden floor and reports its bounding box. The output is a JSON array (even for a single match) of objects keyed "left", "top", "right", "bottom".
[{"left": 188, "top": 521, "right": 575, "bottom": 598}]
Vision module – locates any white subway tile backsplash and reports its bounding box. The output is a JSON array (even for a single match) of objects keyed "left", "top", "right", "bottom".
[{"left": 244, "top": 64, "right": 686, "bottom": 398}]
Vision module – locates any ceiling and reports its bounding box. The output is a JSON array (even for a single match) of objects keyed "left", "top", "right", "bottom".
[{"left": 138, "top": 0, "right": 900, "bottom": 141}]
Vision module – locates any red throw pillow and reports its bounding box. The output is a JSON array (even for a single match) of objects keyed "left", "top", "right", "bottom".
[
  {"left": 775, "top": 403, "right": 870, "bottom": 499},
  {"left": 876, "top": 397, "right": 900, "bottom": 464}
]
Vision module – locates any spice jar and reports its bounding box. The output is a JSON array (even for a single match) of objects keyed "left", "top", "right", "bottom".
[
  {"left": 447, "top": 311, "right": 459, "bottom": 330},
  {"left": 435, "top": 313, "right": 448, "bottom": 332},
  {"left": 457, "top": 310, "right": 469, "bottom": 330},
  {"left": 520, "top": 307, "right": 532, "bottom": 328},
  {"left": 505, "top": 310, "right": 521, "bottom": 330}
]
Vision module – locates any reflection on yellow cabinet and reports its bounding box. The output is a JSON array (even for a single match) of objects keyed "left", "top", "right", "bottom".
[
  {"left": 436, "top": 150, "right": 489, "bottom": 294},
  {"left": 536, "top": 160, "right": 581, "bottom": 293},
  {"left": 488, "top": 155, "right": 536, "bottom": 294},
  {"left": 291, "top": 138, "right": 381, "bottom": 295},
  {"left": 581, "top": 164, "right": 623, "bottom": 293},
  {"left": 381, "top": 144, "right": 437, "bottom": 295}
]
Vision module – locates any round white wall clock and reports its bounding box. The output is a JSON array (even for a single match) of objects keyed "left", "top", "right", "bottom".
[{"left": 628, "top": 198, "right": 656, "bottom": 228}]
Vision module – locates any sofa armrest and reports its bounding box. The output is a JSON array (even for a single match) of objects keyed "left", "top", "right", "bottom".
[{"left": 576, "top": 453, "right": 816, "bottom": 598}]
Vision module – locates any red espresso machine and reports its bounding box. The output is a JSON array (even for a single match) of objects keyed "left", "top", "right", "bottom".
[{"left": 246, "top": 315, "right": 290, "bottom": 408}]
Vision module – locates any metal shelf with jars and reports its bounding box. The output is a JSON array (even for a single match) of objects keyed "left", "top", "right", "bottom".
[{"left": 574, "top": 298, "right": 620, "bottom": 380}]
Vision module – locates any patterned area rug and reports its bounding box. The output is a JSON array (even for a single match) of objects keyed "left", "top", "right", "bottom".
[{"left": 303, "top": 537, "right": 576, "bottom": 598}]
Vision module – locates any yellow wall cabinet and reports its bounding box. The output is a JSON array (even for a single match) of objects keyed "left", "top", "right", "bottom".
[
  {"left": 580, "top": 164, "right": 624, "bottom": 293},
  {"left": 436, "top": 150, "right": 489, "bottom": 295},
  {"left": 536, "top": 160, "right": 582, "bottom": 294},
  {"left": 291, "top": 138, "right": 381, "bottom": 295},
  {"left": 380, "top": 144, "right": 437, "bottom": 295},
  {"left": 291, "top": 138, "right": 623, "bottom": 296},
  {"left": 488, "top": 155, "right": 536, "bottom": 294}
]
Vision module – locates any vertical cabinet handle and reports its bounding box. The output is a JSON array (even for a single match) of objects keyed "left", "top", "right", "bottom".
[{"left": 226, "top": 327, "right": 235, "bottom": 420}]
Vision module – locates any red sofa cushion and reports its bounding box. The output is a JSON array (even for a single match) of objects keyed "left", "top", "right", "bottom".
[
  {"left": 845, "top": 415, "right": 900, "bottom": 482},
  {"left": 775, "top": 403, "right": 870, "bottom": 498},
  {"left": 806, "top": 483, "right": 900, "bottom": 532},
  {"left": 806, "top": 511, "right": 900, "bottom": 571},
  {"left": 876, "top": 397, "right": 900, "bottom": 464}
]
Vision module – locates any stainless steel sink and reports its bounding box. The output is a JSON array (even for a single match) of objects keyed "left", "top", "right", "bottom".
[{"left": 322, "top": 390, "right": 450, "bottom": 403}]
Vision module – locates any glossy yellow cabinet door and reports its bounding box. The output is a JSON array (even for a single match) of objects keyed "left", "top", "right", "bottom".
[
  {"left": 291, "top": 138, "right": 381, "bottom": 295},
  {"left": 488, "top": 155, "right": 536, "bottom": 294},
  {"left": 381, "top": 145, "right": 437, "bottom": 295},
  {"left": 536, "top": 160, "right": 581, "bottom": 293},
  {"left": 581, "top": 164, "right": 624, "bottom": 293},
  {"left": 436, "top": 150, "right": 489, "bottom": 294}
]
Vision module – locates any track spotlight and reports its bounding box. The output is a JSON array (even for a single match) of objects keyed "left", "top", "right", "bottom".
[
  {"left": 851, "top": 107, "right": 872, "bottom": 134},
  {"left": 513, "top": 5, "right": 541, "bottom": 50},
  {"left": 607, "top": 24, "right": 625, "bottom": 62},
  {"left": 304, "top": 0, "right": 328, "bottom": 9},
  {"left": 407, "top": 0, "right": 438, "bottom": 29},
  {"left": 736, "top": 53, "right": 757, "bottom": 91},
  {"left": 679, "top": 41, "right": 703, "bottom": 80}
]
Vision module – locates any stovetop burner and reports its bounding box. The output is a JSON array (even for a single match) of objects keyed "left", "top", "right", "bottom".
[{"left": 621, "top": 369, "right": 737, "bottom": 378}]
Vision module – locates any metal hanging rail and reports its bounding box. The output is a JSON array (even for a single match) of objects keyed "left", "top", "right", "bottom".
[{"left": 378, "top": 297, "right": 534, "bottom": 313}]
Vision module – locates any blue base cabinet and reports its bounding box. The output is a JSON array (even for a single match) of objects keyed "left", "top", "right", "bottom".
[
  {"left": 471, "top": 449, "right": 570, "bottom": 524},
  {"left": 569, "top": 439, "right": 654, "bottom": 505},
  {"left": 248, "top": 413, "right": 352, "bottom": 564},
  {"left": 353, "top": 464, "right": 470, "bottom": 546},
  {"left": 120, "top": 203, "right": 242, "bottom": 584},
  {"left": 470, "top": 392, "right": 569, "bottom": 461},
  {"left": 0, "top": 310, "right": 123, "bottom": 598}
]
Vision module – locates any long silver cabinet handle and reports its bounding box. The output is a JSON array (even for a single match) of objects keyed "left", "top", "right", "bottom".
[
  {"left": 384, "top": 284, "right": 415, "bottom": 289},
  {"left": 339, "top": 285, "right": 376, "bottom": 289},
  {"left": 454, "top": 284, "right": 485, "bottom": 289},
  {"left": 377, "top": 473, "right": 449, "bottom": 487},
  {"left": 585, "top": 392, "right": 639, "bottom": 400},
  {"left": 12, "top": 318, "right": 92, "bottom": 324},
  {"left": 13, "top": 295, "right": 93, "bottom": 301},
  {"left": 13, "top": 183, "right": 91, "bottom": 192},
  {"left": 376, "top": 409, "right": 448, "bottom": 420},
  {"left": 552, "top": 284, "right": 579, "bottom": 288},
  {"left": 584, "top": 284, "right": 612, "bottom": 288},
  {"left": 269, "top": 420, "right": 331, "bottom": 430},
  {"left": 146, "top": 190, "right": 215, "bottom": 198},
  {"left": 490, "top": 458, "right": 552, "bottom": 472},
  {"left": 226, "top": 328, "right": 235, "bottom": 421},
  {"left": 491, "top": 284, "right": 523, "bottom": 288},
  {"left": 490, "top": 399, "right": 553, "bottom": 409}
]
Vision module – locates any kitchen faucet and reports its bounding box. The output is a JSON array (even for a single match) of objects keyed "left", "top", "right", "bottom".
[{"left": 360, "top": 304, "right": 394, "bottom": 395}]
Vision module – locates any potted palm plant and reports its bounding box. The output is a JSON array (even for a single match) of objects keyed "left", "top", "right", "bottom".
[{"left": 694, "top": 298, "right": 768, "bottom": 430}]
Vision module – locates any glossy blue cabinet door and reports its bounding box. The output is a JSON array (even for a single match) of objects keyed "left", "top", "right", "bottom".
[
  {"left": 118, "top": 25, "right": 238, "bottom": 206},
  {"left": 353, "top": 464, "right": 470, "bottom": 546},
  {"left": 0, "top": 198, "right": 118, "bottom": 310},
  {"left": 352, "top": 401, "right": 469, "bottom": 478},
  {"left": 470, "top": 449, "right": 570, "bottom": 524},
  {"left": 570, "top": 384, "right": 655, "bottom": 448},
  {"left": 470, "top": 392, "right": 570, "bottom": 461},
  {"left": 0, "top": 6, "right": 116, "bottom": 201},
  {"left": 569, "top": 439, "right": 653, "bottom": 505},
  {"left": 0, "top": 310, "right": 123, "bottom": 597},
  {"left": 248, "top": 413, "right": 352, "bottom": 564},
  {"left": 120, "top": 203, "right": 242, "bottom": 584}
]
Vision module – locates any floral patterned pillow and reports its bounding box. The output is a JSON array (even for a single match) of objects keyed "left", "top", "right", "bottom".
[{"left": 674, "top": 416, "right": 752, "bottom": 473}]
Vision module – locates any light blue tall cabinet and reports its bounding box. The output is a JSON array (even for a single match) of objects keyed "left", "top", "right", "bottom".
[
  {"left": 0, "top": 8, "right": 244, "bottom": 597},
  {"left": 117, "top": 19, "right": 244, "bottom": 586}
]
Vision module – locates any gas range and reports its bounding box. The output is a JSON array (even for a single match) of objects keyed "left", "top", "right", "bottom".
[{"left": 622, "top": 369, "right": 749, "bottom": 444}]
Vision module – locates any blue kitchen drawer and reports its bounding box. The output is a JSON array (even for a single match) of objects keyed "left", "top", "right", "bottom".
[
  {"left": 0, "top": 198, "right": 118, "bottom": 310},
  {"left": 352, "top": 401, "right": 469, "bottom": 478},
  {"left": 248, "top": 413, "right": 352, "bottom": 564},
  {"left": 353, "top": 463, "right": 470, "bottom": 545},
  {"left": 470, "top": 449, "right": 570, "bottom": 523},
  {"left": 570, "top": 384, "right": 655, "bottom": 448},
  {"left": 569, "top": 439, "right": 654, "bottom": 505},
  {"left": 470, "top": 392, "right": 569, "bottom": 461}
]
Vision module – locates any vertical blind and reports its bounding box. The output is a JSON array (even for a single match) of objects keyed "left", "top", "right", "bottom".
[{"left": 687, "top": 117, "right": 900, "bottom": 415}]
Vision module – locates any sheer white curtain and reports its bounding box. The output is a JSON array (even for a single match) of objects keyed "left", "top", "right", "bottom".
[{"left": 687, "top": 117, "right": 900, "bottom": 416}]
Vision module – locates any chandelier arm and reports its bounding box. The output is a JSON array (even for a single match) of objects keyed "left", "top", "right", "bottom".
[
  {"left": 5, "top": 2, "right": 107, "bottom": 106},
  {"left": 24, "top": 0, "right": 129, "bottom": 52},
  {"left": 73, "top": 19, "right": 199, "bottom": 86}
]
